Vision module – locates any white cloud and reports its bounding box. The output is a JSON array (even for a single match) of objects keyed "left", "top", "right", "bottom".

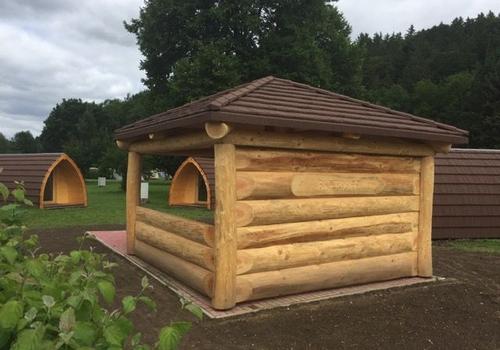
[
  {"left": 0, "top": 0, "right": 145, "bottom": 138},
  {"left": 337, "top": 0, "right": 500, "bottom": 38},
  {"left": 2, "top": 0, "right": 500, "bottom": 139}
]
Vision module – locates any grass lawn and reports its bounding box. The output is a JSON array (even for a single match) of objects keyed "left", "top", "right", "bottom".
[
  {"left": 445, "top": 239, "right": 500, "bottom": 254},
  {"left": 6, "top": 179, "right": 213, "bottom": 229}
]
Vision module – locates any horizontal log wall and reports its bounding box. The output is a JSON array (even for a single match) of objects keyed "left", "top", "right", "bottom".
[
  {"left": 234, "top": 147, "right": 422, "bottom": 303},
  {"left": 133, "top": 206, "right": 215, "bottom": 297}
]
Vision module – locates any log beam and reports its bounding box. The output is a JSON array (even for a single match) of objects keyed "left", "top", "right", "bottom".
[
  {"left": 236, "top": 252, "right": 418, "bottom": 302},
  {"left": 236, "top": 171, "right": 419, "bottom": 200},
  {"left": 136, "top": 206, "right": 214, "bottom": 247},
  {"left": 417, "top": 156, "right": 435, "bottom": 277},
  {"left": 135, "top": 240, "right": 213, "bottom": 297},
  {"left": 135, "top": 221, "right": 214, "bottom": 270},
  {"left": 126, "top": 151, "right": 141, "bottom": 254},
  {"left": 237, "top": 212, "right": 418, "bottom": 249},
  {"left": 235, "top": 148, "right": 421, "bottom": 173},
  {"left": 223, "top": 129, "right": 434, "bottom": 157},
  {"left": 235, "top": 196, "right": 420, "bottom": 227},
  {"left": 237, "top": 233, "right": 416, "bottom": 275},
  {"left": 212, "top": 143, "right": 237, "bottom": 309},
  {"left": 127, "top": 131, "right": 215, "bottom": 154}
]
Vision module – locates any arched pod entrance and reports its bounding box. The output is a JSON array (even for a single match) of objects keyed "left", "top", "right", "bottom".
[
  {"left": 0, "top": 153, "right": 87, "bottom": 209},
  {"left": 169, "top": 157, "right": 214, "bottom": 209},
  {"left": 40, "top": 155, "right": 87, "bottom": 208}
]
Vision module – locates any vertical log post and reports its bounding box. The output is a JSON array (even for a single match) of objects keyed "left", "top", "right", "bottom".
[
  {"left": 417, "top": 156, "right": 435, "bottom": 277},
  {"left": 126, "top": 151, "right": 142, "bottom": 255},
  {"left": 212, "top": 143, "right": 237, "bottom": 309}
]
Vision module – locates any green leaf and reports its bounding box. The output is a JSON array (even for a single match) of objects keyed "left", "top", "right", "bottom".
[
  {"left": 73, "top": 322, "right": 97, "bottom": 346},
  {"left": 11, "top": 188, "right": 25, "bottom": 203},
  {"left": 0, "top": 329, "right": 12, "bottom": 349},
  {"left": 66, "top": 295, "right": 82, "bottom": 309},
  {"left": 158, "top": 322, "right": 191, "bottom": 350},
  {"left": 58, "top": 331, "right": 74, "bottom": 345},
  {"left": 26, "top": 259, "right": 44, "bottom": 278},
  {"left": 23, "top": 199, "right": 33, "bottom": 207},
  {"left": 0, "top": 246, "right": 18, "bottom": 264},
  {"left": 42, "top": 295, "right": 55, "bottom": 309},
  {"left": 97, "top": 280, "right": 115, "bottom": 304},
  {"left": 69, "top": 251, "right": 81, "bottom": 264},
  {"left": 0, "top": 203, "right": 18, "bottom": 212},
  {"left": 141, "top": 276, "right": 149, "bottom": 289},
  {"left": 103, "top": 318, "right": 132, "bottom": 346},
  {"left": 59, "top": 308, "right": 76, "bottom": 333},
  {"left": 75, "top": 300, "right": 92, "bottom": 322},
  {"left": 131, "top": 332, "right": 142, "bottom": 346},
  {"left": 184, "top": 303, "right": 203, "bottom": 320},
  {"left": 0, "top": 300, "right": 23, "bottom": 329},
  {"left": 122, "top": 296, "right": 136, "bottom": 315},
  {"left": 0, "top": 183, "right": 8, "bottom": 201},
  {"left": 24, "top": 307, "right": 38, "bottom": 322},
  {"left": 6, "top": 272, "right": 23, "bottom": 283},
  {"left": 138, "top": 296, "right": 156, "bottom": 311},
  {"left": 11, "top": 328, "right": 43, "bottom": 350}
]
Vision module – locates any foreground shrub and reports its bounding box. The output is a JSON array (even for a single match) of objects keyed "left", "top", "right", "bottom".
[{"left": 0, "top": 182, "right": 201, "bottom": 349}]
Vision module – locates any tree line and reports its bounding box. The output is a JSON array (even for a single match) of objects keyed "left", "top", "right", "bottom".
[{"left": 2, "top": 1, "right": 500, "bottom": 177}]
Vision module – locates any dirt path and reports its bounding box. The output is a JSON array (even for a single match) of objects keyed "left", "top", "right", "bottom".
[{"left": 36, "top": 227, "right": 500, "bottom": 350}]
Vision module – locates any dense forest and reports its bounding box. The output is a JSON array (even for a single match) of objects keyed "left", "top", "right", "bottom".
[{"left": 1, "top": 1, "right": 500, "bottom": 176}]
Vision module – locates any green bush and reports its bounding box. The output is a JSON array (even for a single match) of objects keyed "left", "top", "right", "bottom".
[{"left": 0, "top": 182, "right": 201, "bottom": 349}]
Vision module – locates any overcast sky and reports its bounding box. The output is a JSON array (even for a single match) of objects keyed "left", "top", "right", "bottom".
[{"left": 1, "top": 0, "right": 500, "bottom": 138}]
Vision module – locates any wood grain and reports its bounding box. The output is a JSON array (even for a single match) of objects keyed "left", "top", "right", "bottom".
[
  {"left": 235, "top": 196, "right": 420, "bottom": 227},
  {"left": 237, "top": 233, "right": 416, "bottom": 274},
  {"left": 136, "top": 206, "right": 214, "bottom": 246},
  {"left": 126, "top": 152, "right": 141, "bottom": 254},
  {"left": 135, "top": 240, "right": 213, "bottom": 297},
  {"left": 212, "top": 144, "right": 238, "bottom": 309},
  {"left": 237, "top": 212, "right": 418, "bottom": 249},
  {"left": 236, "top": 252, "right": 418, "bottom": 302},
  {"left": 417, "top": 156, "right": 435, "bottom": 277}
]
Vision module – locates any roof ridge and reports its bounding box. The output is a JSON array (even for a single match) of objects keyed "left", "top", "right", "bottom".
[
  {"left": 273, "top": 77, "right": 468, "bottom": 136},
  {"left": 208, "top": 76, "right": 275, "bottom": 110}
]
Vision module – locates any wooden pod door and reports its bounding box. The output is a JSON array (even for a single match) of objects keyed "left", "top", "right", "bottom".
[
  {"left": 169, "top": 157, "right": 214, "bottom": 209},
  {"left": 41, "top": 155, "right": 87, "bottom": 209}
]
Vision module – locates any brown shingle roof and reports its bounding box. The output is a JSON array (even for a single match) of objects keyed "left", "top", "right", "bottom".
[
  {"left": 0, "top": 153, "right": 63, "bottom": 205},
  {"left": 433, "top": 149, "right": 500, "bottom": 239},
  {"left": 115, "top": 76, "right": 468, "bottom": 144}
]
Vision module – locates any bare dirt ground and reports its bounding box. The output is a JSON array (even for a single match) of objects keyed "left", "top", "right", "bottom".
[{"left": 36, "top": 226, "right": 500, "bottom": 350}]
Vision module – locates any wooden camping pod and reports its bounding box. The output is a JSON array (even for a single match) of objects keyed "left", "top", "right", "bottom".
[
  {"left": 0, "top": 153, "right": 87, "bottom": 209},
  {"left": 116, "top": 76, "right": 468, "bottom": 310},
  {"left": 169, "top": 157, "right": 215, "bottom": 209}
]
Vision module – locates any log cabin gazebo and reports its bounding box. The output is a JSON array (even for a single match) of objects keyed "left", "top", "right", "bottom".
[{"left": 115, "top": 76, "right": 468, "bottom": 310}]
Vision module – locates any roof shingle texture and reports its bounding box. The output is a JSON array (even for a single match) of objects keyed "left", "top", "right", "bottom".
[
  {"left": 433, "top": 149, "right": 500, "bottom": 239},
  {"left": 115, "top": 76, "right": 468, "bottom": 144},
  {"left": 0, "top": 153, "right": 63, "bottom": 204}
]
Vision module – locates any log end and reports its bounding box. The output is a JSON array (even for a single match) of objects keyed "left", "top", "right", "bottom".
[
  {"left": 235, "top": 202, "right": 254, "bottom": 227},
  {"left": 205, "top": 122, "right": 232, "bottom": 139}
]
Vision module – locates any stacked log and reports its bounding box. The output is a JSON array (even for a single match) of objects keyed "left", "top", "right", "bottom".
[
  {"left": 133, "top": 206, "right": 215, "bottom": 296},
  {"left": 232, "top": 147, "right": 422, "bottom": 303}
]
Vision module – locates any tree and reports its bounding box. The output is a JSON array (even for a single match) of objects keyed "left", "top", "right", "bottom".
[
  {"left": 0, "top": 133, "right": 10, "bottom": 153},
  {"left": 125, "top": 0, "right": 362, "bottom": 101},
  {"left": 10, "top": 131, "right": 38, "bottom": 153},
  {"left": 39, "top": 99, "right": 90, "bottom": 152},
  {"left": 357, "top": 12, "right": 500, "bottom": 148}
]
